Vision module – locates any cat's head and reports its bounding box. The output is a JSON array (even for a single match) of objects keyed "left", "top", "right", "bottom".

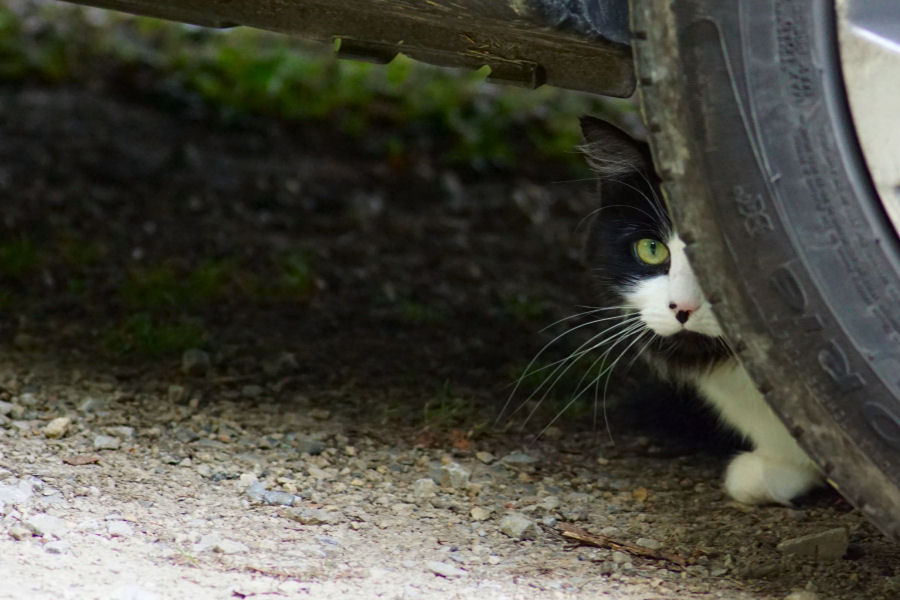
[{"left": 580, "top": 116, "right": 729, "bottom": 369}]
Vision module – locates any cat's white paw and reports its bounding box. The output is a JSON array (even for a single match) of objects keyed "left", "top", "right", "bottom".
[{"left": 723, "top": 451, "right": 821, "bottom": 505}]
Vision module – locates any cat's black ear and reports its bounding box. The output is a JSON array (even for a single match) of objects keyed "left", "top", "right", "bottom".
[{"left": 579, "top": 116, "right": 651, "bottom": 178}]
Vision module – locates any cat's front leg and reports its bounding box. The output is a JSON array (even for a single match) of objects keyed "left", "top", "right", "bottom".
[{"left": 696, "top": 362, "right": 823, "bottom": 505}]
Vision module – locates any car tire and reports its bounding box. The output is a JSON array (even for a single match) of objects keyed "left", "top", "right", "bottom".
[{"left": 630, "top": 0, "right": 900, "bottom": 539}]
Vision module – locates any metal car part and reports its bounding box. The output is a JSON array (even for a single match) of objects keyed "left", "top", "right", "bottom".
[{"left": 62, "top": 0, "right": 634, "bottom": 96}]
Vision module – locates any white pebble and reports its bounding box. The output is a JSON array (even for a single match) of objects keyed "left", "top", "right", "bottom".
[
  {"left": 43, "top": 417, "right": 71, "bottom": 439},
  {"left": 426, "top": 561, "right": 466, "bottom": 578},
  {"left": 93, "top": 435, "right": 121, "bottom": 450},
  {"left": 498, "top": 512, "right": 538, "bottom": 540}
]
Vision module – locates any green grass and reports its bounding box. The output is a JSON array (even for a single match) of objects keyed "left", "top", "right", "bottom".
[
  {"left": 120, "top": 260, "right": 240, "bottom": 311},
  {"left": 503, "top": 294, "right": 549, "bottom": 322},
  {"left": 422, "top": 380, "right": 481, "bottom": 427},
  {"left": 396, "top": 300, "right": 445, "bottom": 325},
  {"left": 0, "top": 236, "right": 41, "bottom": 277},
  {"left": 103, "top": 312, "right": 207, "bottom": 357},
  {"left": 0, "top": 3, "right": 633, "bottom": 170},
  {"left": 267, "top": 250, "right": 317, "bottom": 301}
]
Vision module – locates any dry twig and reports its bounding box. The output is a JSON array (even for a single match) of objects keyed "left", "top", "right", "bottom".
[{"left": 554, "top": 522, "right": 689, "bottom": 570}]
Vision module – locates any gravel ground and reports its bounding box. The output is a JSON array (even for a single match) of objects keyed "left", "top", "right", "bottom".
[{"left": 1, "top": 82, "right": 899, "bottom": 600}]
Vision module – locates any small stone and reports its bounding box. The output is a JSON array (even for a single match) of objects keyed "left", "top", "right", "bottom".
[
  {"left": 438, "top": 463, "right": 470, "bottom": 489},
  {"left": 106, "top": 426, "right": 135, "bottom": 439},
  {"left": 0, "top": 480, "right": 34, "bottom": 505},
  {"left": 539, "top": 496, "right": 560, "bottom": 511},
  {"left": 11, "top": 420, "right": 32, "bottom": 433},
  {"left": 8, "top": 524, "right": 31, "bottom": 540},
  {"left": 16, "top": 393, "right": 39, "bottom": 406},
  {"left": 107, "top": 520, "right": 135, "bottom": 537},
  {"left": 245, "top": 481, "right": 266, "bottom": 502},
  {"left": 309, "top": 409, "right": 331, "bottom": 421},
  {"left": 181, "top": 349, "right": 211, "bottom": 376},
  {"left": 241, "top": 384, "right": 263, "bottom": 398},
  {"left": 167, "top": 385, "right": 187, "bottom": 403},
  {"left": 426, "top": 561, "right": 466, "bottom": 578},
  {"left": 500, "top": 451, "right": 537, "bottom": 467},
  {"left": 245, "top": 482, "right": 298, "bottom": 506},
  {"left": 238, "top": 473, "right": 258, "bottom": 489},
  {"left": 611, "top": 551, "right": 630, "bottom": 564},
  {"left": 44, "top": 540, "right": 70, "bottom": 554},
  {"left": 261, "top": 489, "right": 297, "bottom": 506},
  {"left": 498, "top": 512, "right": 539, "bottom": 540},
  {"left": 0, "top": 400, "right": 13, "bottom": 415},
  {"left": 594, "top": 561, "right": 615, "bottom": 576},
  {"left": 263, "top": 352, "right": 299, "bottom": 377},
  {"left": 784, "top": 592, "right": 819, "bottom": 600},
  {"left": 470, "top": 507, "right": 492, "bottom": 521},
  {"left": 475, "top": 451, "right": 495, "bottom": 464},
  {"left": 78, "top": 396, "right": 101, "bottom": 413},
  {"left": 194, "top": 533, "right": 248, "bottom": 554},
  {"left": 44, "top": 417, "right": 71, "bottom": 439},
  {"left": 636, "top": 537, "right": 662, "bottom": 550},
  {"left": 777, "top": 527, "right": 848, "bottom": 561},
  {"left": 13, "top": 333, "right": 38, "bottom": 349},
  {"left": 93, "top": 435, "right": 121, "bottom": 450},
  {"left": 282, "top": 507, "right": 341, "bottom": 525},
  {"left": 173, "top": 428, "right": 199, "bottom": 444},
  {"left": 295, "top": 435, "right": 326, "bottom": 455},
  {"left": 412, "top": 478, "right": 438, "bottom": 499},
  {"left": 24, "top": 514, "right": 69, "bottom": 538}
]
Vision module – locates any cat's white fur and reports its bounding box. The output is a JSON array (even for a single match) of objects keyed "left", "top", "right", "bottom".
[{"left": 624, "top": 233, "right": 822, "bottom": 505}]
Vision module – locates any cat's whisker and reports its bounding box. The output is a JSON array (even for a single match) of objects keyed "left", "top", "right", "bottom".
[
  {"left": 591, "top": 327, "right": 652, "bottom": 439},
  {"left": 497, "top": 315, "right": 641, "bottom": 424},
  {"left": 539, "top": 308, "right": 633, "bottom": 333},
  {"left": 523, "top": 316, "right": 643, "bottom": 381},
  {"left": 625, "top": 329, "right": 659, "bottom": 370},
  {"left": 505, "top": 322, "right": 642, "bottom": 429},
  {"left": 535, "top": 326, "right": 650, "bottom": 441},
  {"left": 565, "top": 325, "right": 649, "bottom": 434},
  {"left": 519, "top": 319, "right": 646, "bottom": 431},
  {"left": 578, "top": 153, "right": 666, "bottom": 220},
  {"left": 512, "top": 317, "right": 643, "bottom": 406},
  {"left": 597, "top": 328, "right": 654, "bottom": 443}
]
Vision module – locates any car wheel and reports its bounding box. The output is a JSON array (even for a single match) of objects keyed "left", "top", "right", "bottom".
[{"left": 631, "top": 0, "right": 900, "bottom": 539}]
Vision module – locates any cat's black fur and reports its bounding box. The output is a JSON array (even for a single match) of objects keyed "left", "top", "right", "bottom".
[{"left": 580, "top": 116, "right": 731, "bottom": 373}]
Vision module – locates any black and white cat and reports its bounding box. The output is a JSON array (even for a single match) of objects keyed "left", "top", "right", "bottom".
[{"left": 580, "top": 116, "right": 821, "bottom": 505}]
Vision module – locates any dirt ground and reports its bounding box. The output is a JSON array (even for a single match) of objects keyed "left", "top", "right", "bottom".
[{"left": 1, "top": 79, "right": 900, "bottom": 600}]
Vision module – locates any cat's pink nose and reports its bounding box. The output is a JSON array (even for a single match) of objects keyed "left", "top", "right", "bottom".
[{"left": 669, "top": 301, "right": 698, "bottom": 324}]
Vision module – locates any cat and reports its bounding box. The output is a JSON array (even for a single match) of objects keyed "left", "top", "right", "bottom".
[{"left": 579, "top": 115, "right": 821, "bottom": 505}]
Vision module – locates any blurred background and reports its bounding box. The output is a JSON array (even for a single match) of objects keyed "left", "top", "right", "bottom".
[{"left": 0, "top": 0, "right": 650, "bottom": 435}]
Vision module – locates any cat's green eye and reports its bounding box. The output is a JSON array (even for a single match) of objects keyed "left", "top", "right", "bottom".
[{"left": 634, "top": 238, "right": 670, "bottom": 265}]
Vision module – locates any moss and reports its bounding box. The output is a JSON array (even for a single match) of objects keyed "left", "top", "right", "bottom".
[
  {"left": 103, "top": 312, "right": 207, "bottom": 357},
  {"left": 0, "top": 236, "right": 41, "bottom": 277}
]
